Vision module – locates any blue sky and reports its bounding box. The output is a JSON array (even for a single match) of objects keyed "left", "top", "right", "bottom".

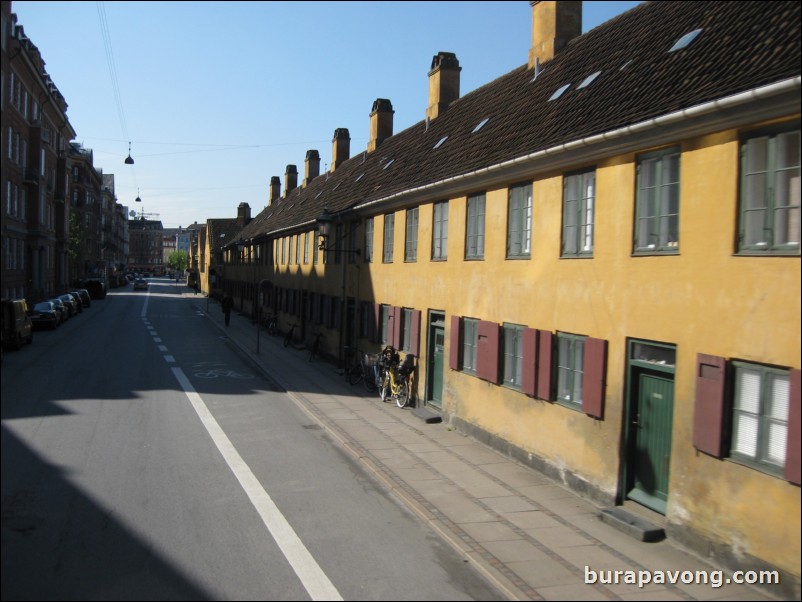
[{"left": 11, "top": 1, "right": 641, "bottom": 229}]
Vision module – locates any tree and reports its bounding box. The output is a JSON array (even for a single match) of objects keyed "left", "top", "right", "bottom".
[
  {"left": 167, "top": 250, "right": 189, "bottom": 273},
  {"left": 68, "top": 212, "right": 88, "bottom": 282}
]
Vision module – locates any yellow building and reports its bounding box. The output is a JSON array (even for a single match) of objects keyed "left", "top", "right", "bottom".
[{"left": 222, "top": 2, "right": 800, "bottom": 593}]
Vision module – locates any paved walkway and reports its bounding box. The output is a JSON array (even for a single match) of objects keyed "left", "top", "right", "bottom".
[{"left": 186, "top": 290, "right": 784, "bottom": 601}]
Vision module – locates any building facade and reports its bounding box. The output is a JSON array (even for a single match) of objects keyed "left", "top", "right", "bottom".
[
  {"left": 2, "top": 1, "right": 128, "bottom": 301},
  {"left": 218, "top": 1, "right": 801, "bottom": 593},
  {"left": 2, "top": 1, "right": 75, "bottom": 301}
]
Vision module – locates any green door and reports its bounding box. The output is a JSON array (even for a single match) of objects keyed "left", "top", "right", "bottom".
[
  {"left": 628, "top": 371, "right": 674, "bottom": 514},
  {"left": 427, "top": 318, "right": 445, "bottom": 407}
]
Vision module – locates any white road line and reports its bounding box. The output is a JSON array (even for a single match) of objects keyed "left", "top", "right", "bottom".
[{"left": 171, "top": 367, "right": 342, "bottom": 601}]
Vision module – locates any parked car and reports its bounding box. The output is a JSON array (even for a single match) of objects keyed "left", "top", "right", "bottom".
[
  {"left": 69, "top": 292, "right": 85, "bottom": 312},
  {"left": 58, "top": 294, "right": 79, "bottom": 317},
  {"left": 30, "top": 301, "right": 59, "bottom": 330},
  {"left": 74, "top": 289, "right": 91, "bottom": 308},
  {"left": 48, "top": 298, "right": 67, "bottom": 324},
  {"left": 80, "top": 278, "right": 106, "bottom": 300},
  {"left": 133, "top": 278, "right": 148, "bottom": 291},
  {"left": 1, "top": 298, "right": 34, "bottom": 349}
]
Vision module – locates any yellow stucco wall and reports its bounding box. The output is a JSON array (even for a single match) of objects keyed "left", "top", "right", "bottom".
[{"left": 269, "top": 124, "right": 800, "bottom": 576}]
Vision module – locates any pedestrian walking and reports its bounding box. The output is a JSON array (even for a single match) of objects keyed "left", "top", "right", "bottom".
[{"left": 222, "top": 293, "right": 233, "bottom": 327}]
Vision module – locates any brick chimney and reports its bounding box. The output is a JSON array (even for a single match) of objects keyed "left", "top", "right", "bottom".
[
  {"left": 368, "top": 99, "right": 394, "bottom": 153},
  {"left": 237, "top": 202, "right": 251, "bottom": 226},
  {"left": 304, "top": 150, "right": 320, "bottom": 187},
  {"left": 284, "top": 165, "right": 298, "bottom": 197},
  {"left": 331, "top": 128, "right": 350, "bottom": 172},
  {"left": 426, "top": 52, "right": 461, "bottom": 122},
  {"left": 269, "top": 176, "right": 281, "bottom": 206},
  {"left": 528, "top": 1, "right": 582, "bottom": 69}
]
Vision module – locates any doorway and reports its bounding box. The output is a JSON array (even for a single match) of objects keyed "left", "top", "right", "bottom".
[
  {"left": 625, "top": 340, "right": 676, "bottom": 515},
  {"left": 427, "top": 312, "right": 445, "bottom": 408}
]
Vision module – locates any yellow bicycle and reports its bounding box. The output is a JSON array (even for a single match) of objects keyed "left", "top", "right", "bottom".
[{"left": 378, "top": 346, "right": 415, "bottom": 408}]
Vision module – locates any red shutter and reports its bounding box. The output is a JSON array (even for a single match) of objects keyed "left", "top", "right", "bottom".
[
  {"left": 392, "top": 306, "right": 402, "bottom": 348},
  {"left": 522, "top": 328, "right": 538, "bottom": 397},
  {"left": 410, "top": 310, "right": 421, "bottom": 357},
  {"left": 476, "top": 321, "right": 500, "bottom": 384},
  {"left": 785, "top": 368, "right": 801, "bottom": 485},
  {"left": 449, "top": 316, "right": 461, "bottom": 370},
  {"left": 692, "top": 354, "right": 727, "bottom": 458},
  {"left": 537, "top": 330, "right": 553, "bottom": 400},
  {"left": 582, "top": 337, "right": 607, "bottom": 419}
]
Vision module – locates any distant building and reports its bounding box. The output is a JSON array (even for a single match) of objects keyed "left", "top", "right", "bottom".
[{"left": 128, "top": 219, "right": 163, "bottom": 275}]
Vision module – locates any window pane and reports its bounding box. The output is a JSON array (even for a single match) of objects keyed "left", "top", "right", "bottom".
[
  {"left": 732, "top": 414, "right": 759, "bottom": 458},
  {"left": 768, "top": 373, "right": 790, "bottom": 420},
  {"left": 776, "top": 131, "right": 800, "bottom": 169},
  {"left": 746, "top": 137, "right": 768, "bottom": 174},
  {"left": 766, "top": 422, "right": 787, "bottom": 465},
  {"left": 736, "top": 369, "right": 761, "bottom": 413}
]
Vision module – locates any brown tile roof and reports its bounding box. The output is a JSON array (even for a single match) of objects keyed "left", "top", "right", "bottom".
[
  {"left": 207, "top": 218, "right": 243, "bottom": 253},
  {"left": 236, "top": 0, "right": 800, "bottom": 245}
]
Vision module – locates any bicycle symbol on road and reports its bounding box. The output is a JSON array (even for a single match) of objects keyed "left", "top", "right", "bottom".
[{"left": 192, "top": 362, "right": 254, "bottom": 379}]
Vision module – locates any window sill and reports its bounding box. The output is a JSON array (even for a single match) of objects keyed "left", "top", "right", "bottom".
[
  {"left": 555, "top": 398, "right": 583, "bottom": 412},
  {"left": 726, "top": 455, "right": 784, "bottom": 479},
  {"left": 631, "top": 250, "right": 679, "bottom": 257},
  {"left": 735, "top": 250, "right": 800, "bottom": 257}
]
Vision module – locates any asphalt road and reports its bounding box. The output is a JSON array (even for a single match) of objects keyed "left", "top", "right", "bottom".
[{"left": 1, "top": 279, "right": 502, "bottom": 601}]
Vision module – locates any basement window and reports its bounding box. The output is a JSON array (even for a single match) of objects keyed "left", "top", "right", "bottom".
[
  {"left": 669, "top": 28, "right": 702, "bottom": 52},
  {"left": 548, "top": 83, "right": 571, "bottom": 101},
  {"left": 433, "top": 136, "right": 448, "bottom": 149}
]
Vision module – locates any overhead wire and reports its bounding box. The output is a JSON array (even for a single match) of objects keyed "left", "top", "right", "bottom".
[{"left": 97, "top": 1, "right": 139, "bottom": 205}]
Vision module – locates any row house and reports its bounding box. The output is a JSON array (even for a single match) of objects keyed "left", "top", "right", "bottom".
[{"left": 215, "top": 1, "right": 800, "bottom": 593}]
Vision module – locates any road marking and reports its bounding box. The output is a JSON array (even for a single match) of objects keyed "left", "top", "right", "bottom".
[
  {"left": 171, "top": 367, "right": 341, "bottom": 601},
  {"left": 164, "top": 355, "right": 175, "bottom": 363}
]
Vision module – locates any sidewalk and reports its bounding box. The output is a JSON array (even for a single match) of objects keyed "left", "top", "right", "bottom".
[{"left": 189, "top": 291, "right": 782, "bottom": 601}]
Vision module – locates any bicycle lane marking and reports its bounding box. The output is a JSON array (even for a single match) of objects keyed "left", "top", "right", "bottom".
[{"left": 171, "top": 367, "right": 343, "bottom": 602}]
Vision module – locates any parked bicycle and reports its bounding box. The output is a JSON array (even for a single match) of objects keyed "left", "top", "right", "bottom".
[
  {"left": 264, "top": 313, "right": 278, "bottom": 336},
  {"left": 283, "top": 323, "right": 297, "bottom": 347},
  {"left": 378, "top": 346, "right": 414, "bottom": 408},
  {"left": 348, "top": 350, "right": 380, "bottom": 392},
  {"left": 308, "top": 332, "right": 324, "bottom": 362}
]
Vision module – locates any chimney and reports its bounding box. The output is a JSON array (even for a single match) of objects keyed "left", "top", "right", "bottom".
[
  {"left": 284, "top": 165, "right": 298, "bottom": 196},
  {"left": 426, "top": 52, "right": 461, "bottom": 122},
  {"left": 331, "top": 128, "right": 350, "bottom": 172},
  {"left": 528, "top": 1, "right": 582, "bottom": 69},
  {"left": 237, "top": 202, "right": 251, "bottom": 226},
  {"left": 368, "top": 99, "right": 394, "bottom": 153},
  {"left": 269, "top": 176, "right": 281, "bottom": 206},
  {"left": 304, "top": 150, "right": 320, "bottom": 186}
]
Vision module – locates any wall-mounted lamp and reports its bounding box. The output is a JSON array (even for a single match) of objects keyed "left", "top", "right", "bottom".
[{"left": 316, "top": 207, "right": 335, "bottom": 249}]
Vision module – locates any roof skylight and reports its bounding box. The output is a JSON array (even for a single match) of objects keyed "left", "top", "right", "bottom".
[
  {"left": 383, "top": 159, "right": 395, "bottom": 170},
  {"left": 577, "top": 71, "right": 601, "bottom": 89},
  {"left": 669, "top": 28, "right": 702, "bottom": 52},
  {"left": 548, "top": 83, "right": 571, "bottom": 101},
  {"left": 433, "top": 136, "right": 448, "bottom": 149},
  {"left": 472, "top": 118, "right": 490, "bottom": 133}
]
